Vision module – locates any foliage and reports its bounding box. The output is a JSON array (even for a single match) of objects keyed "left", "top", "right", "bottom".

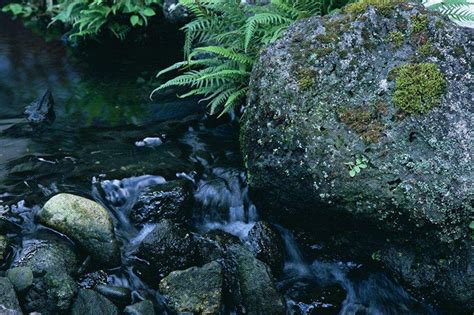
[
  {"left": 345, "top": 156, "right": 368, "bottom": 177},
  {"left": 344, "top": 0, "right": 402, "bottom": 15},
  {"left": 423, "top": 0, "right": 474, "bottom": 24},
  {"left": 2, "top": 0, "right": 162, "bottom": 40},
  {"left": 391, "top": 63, "right": 446, "bottom": 114},
  {"left": 152, "top": 0, "right": 351, "bottom": 116}
]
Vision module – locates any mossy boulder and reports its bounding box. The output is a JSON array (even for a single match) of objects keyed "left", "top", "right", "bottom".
[
  {"left": 159, "top": 261, "right": 224, "bottom": 314},
  {"left": 240, "top": 2, "right": 472, "bottom": 310},
  {"left": 0, "top": 277, "right": 21, "bottom": 313},
  {"left": 38, "top": 193, "right": 120, "bottom": 267}
]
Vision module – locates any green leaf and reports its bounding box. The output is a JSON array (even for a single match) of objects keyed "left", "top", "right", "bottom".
[
  {"left": 359, "top": 163, "right": 367, "bottom": 169},
  {"left": 349, "top": 169, "right": 356, "bottom": 177},
  {"left": 130, "top": 15, "right": 140, "bottom": 26},
  {"left": 9, "top": 4, "right": 24, "bottom": 15},
  {"left": 469, "top": 221, "right": 474, "bottom": 230},
  {"left": 143, "top": 8, "right": 156, "bottom": 16}
]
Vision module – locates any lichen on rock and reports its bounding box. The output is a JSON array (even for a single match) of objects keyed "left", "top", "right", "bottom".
[{"left": 240, "top": 1, "right": 473, "bottom": 311}]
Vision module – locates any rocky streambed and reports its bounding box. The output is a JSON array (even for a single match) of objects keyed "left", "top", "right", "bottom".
[{"left": 0, "top": 4, "right": 469, "bottom": 315}]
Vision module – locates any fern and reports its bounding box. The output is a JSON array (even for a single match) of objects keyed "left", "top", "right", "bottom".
[
  {"left": 423, "top": 0, "right": 474, "bottom": 24},
  {"left": 152, "top": 0, "right": 347, "bottom": 116}
]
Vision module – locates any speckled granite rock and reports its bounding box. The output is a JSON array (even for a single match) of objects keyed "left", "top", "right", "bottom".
[{"left": 241, "top": 2, "right": 473, "bottom": 311}]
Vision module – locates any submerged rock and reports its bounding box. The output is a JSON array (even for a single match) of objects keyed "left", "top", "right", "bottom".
[
  {"left": 24, "top": 89, "right": 55, "bottom": 125},
  {"left": 38, "top": 193, "right": 120, "bottom": 267},
  {"left": 159, "top": 261, "right": 224, "bottom": 314},
  {"left": 134, "top": 219, "right": 197, "bottom": 283},
  {"left": 247, "top": 221, "right": 285, "bottom": 275},
  {"left": 0, "top": 277, "right": 21, "bottom": 313},
  {"left": 241, "top": 1, "right": 473, "bottom": 309},
  {"left": 71, "top": 289, "right": 118, "bottom": 315},
  {"left": 131, "top": 180, "right": 193, "bottom": 225}
]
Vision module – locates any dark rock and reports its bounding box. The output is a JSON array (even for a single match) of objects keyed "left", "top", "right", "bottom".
[
  {"left": 285, "top": 281, "right": 344, "bottom": 315},
  {"left": 134, "top": 219, "right": 197, "bottom": 283},
  {"left": 0, "top": 277, "right": 21, "bottom": 312},
  {"left": 162, "top": 0, "right": 192, "bottom": 24},
  {"left": 71, "top": 289, "right": 118, "bottom": 315},
  {"left": 24, "top": 89, "right": 55, "bottom": 125},
  {"left": 95, "top": 284, "right": 131, "bottom": 307},
  {"left": 159, "top": 261, "right": 224, "bottom": 314},
  {"left": 247, "top": 221, "right": 285, "bottom": 275},
  {"left": 6, "top": 267, "right": 33, "bottom": 292},
  {"left": 240, "top": 2, "right": 473, "bottom": 310},
  {"left": 23, "top": 271, "right": 77, "bottom": 314},
  {"left": 78, "top": 270, "right": 109, "bottom": 289},
  {"left": 0, "top": 235, "right": 8, "bottom": 262},
  {"left": 130, "top": 180, "right": 193, "bottom": 225},
  {"left": 124, "top": 300, "right": 155, "bottom": 315},
  {"left": 13, "top": 235, "right": 78, "bottom": 275},
  {"left": 38, "top": 193, "right": 120, "bottom": 267},
  {"left": 228, "top": 243, "right": 286, "bottom": 314}
]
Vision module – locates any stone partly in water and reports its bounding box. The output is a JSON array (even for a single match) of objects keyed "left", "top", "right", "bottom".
[
  {"left": 247, "top": 221, "right": 285, "bottom": 275},
  {"left": 134, "top": 219, "right": 198, "bottom": 283},
  {"left": 228, "top": 243, "right": 286, "bottom": 315},
  {"left": 0, "top": 277, "right": 21, "bottom": 313},
  {"left": 130, "top": 180, "right": 193, "bottom": 225},
  {"left": 240, "top": 2, "right": 472, "bottom": 310},
  {"left": 159, "top": 261, "right": 224, "bottom": 314},
  {"left": 71, "top": 289, "right": 118, "bottom": 315},
  {"left": 23, "top": 271, "right": 77, "bottom": 314},
  {"left": 6, "top": 267, "right": 34, "bottom": 292},
  {"left": 38, "top": 193, "right": 120, "bottom": 267},
  {"left": 123, "top": 300, "right": 155, "bottom": 315}
]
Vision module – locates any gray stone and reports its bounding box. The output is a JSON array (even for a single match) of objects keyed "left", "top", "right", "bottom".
[
  {"left": 0, "top": 235, "right": 8, "bottom": 262},
  {"left": 159, "top": 261, "right": 223, "bottom": 314},
  {"left": 247, "top": 221, "right": 285, "bottom": 275},
  {"left": 38, "top": 193, "right": 120, "bottom": 266},
  {"left": 71, "top": 289, "right": 118, "bottom": 315},
  {"left": 240, "top": 2, "right": 473, "bottom": 310},
  {"left": 6, "top": 267, "right": 33, "bottom": 292},
  {"left": 123, "top": 300, "right": 155, "bottom": 315},
  {"left": 134, "top": 219, "right": 197, "bottom": 283},
  {"left": 0, "top": 277, "right": 21, "bottom": 313}
]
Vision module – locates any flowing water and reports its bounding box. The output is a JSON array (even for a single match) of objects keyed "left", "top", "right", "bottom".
[{"left": 0, "top": 14, "right": 443, "bottom": 315}]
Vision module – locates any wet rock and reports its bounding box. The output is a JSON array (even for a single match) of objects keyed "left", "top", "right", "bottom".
[
  {"left": 23, "top": 271, "right": 77, "bottom": 314},
  {"left": 71, "top": 289, "right": 118, "bottom": 315},
  {"left": 95, "top": 284, "right": 131, "bottom": 307},
  {"left": 6, "top": 267, "right": 33, "bottom": 292},
  {"left": 38, "top": 193, "right": 120, "bottom": 267},
  {"left": 124, "top": 300, "right": 155, "bottom": 315},
  {"left": 78, "top": 270, "right": 109, "bottom": 289},
  {"left": 130, "top": 180, "right": 193, "bottom": 225},
  {"left": 159, "top": 261, "right": 224, "bottom": 314},
  {"left": 285, "top": 281, "right": 344, "bottom": 315},
  {"left": 0, "top": 277, "right": 21, "bottom": 313},
  {"left": 0, "top": 235, "right": 8, "bottom": 262},
  {"left": 162, "top": 0, "right": 192, "bottom": 24},
  {"left": 13, "top": 235, "right": 78, "bottom": 275},
  {"left": 228, "top": 244, "right": 286, "bottom": 315},
  {"left": 134, "top": 219, "right": 197, "bottom": 283},
  {"left": 240, "top": 2, "right": 473, "bottom": 310},
  {"left": 24, "top": 89, "right": 55, "bottom": 125},
  {"left": 247, "top": 221, "right": 285, "bottom": 275}
]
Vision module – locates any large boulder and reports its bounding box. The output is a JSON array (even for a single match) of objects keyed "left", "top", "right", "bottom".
[
  {"left": 134, "top": 219, "right": 198, "bottom": 283},
  {"left": 38, "top": 193, "right": 120, "bottom": 266},
  {"left": 240, "top": 1, "right": 472, "bottom": 311},
  {"left": 159, "top": 261, "right": 224, "bottom": 314}
]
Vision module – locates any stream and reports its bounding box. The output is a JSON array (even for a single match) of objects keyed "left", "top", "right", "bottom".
[{"left": 0, "top": 14, "right": 442, "bottom": 315}]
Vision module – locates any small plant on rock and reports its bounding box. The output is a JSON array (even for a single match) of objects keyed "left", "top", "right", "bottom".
[{"left": 345, "top": 156, "right": 368, "bottom": 177}]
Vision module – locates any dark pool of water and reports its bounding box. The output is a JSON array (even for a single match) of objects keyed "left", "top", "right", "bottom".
[{"left": 0, "top": 13, "right": 443, "bottom": 315}]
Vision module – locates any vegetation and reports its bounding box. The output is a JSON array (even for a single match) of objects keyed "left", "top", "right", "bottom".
[
  {"left": 345, "top": 156, "right": 368, "bottom": 177},
  {"left": 151, "top": 0, "right": 351, "bottom": 116},
  {"left": 392, "top": 63, "right": 446, "bottom": 114},
  {"left": 2, "top": 0, "right": 163, "bottom": 40},
  {"left": 423, "top": 0, "right": 474, "bottom": 23}
]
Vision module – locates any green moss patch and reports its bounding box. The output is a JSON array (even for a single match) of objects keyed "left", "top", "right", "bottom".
[
  {"left": 344, "top": 0, "right": 402, "bottom": 16},
  {"left": 391, "top": 63, "right": 446, "bottom": 114},
  {"left": 338, "top": 102, "right": 388, "bottom": 142},
  {"left": 387, "top": 31, "right": 404, "bottom": 48}
]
